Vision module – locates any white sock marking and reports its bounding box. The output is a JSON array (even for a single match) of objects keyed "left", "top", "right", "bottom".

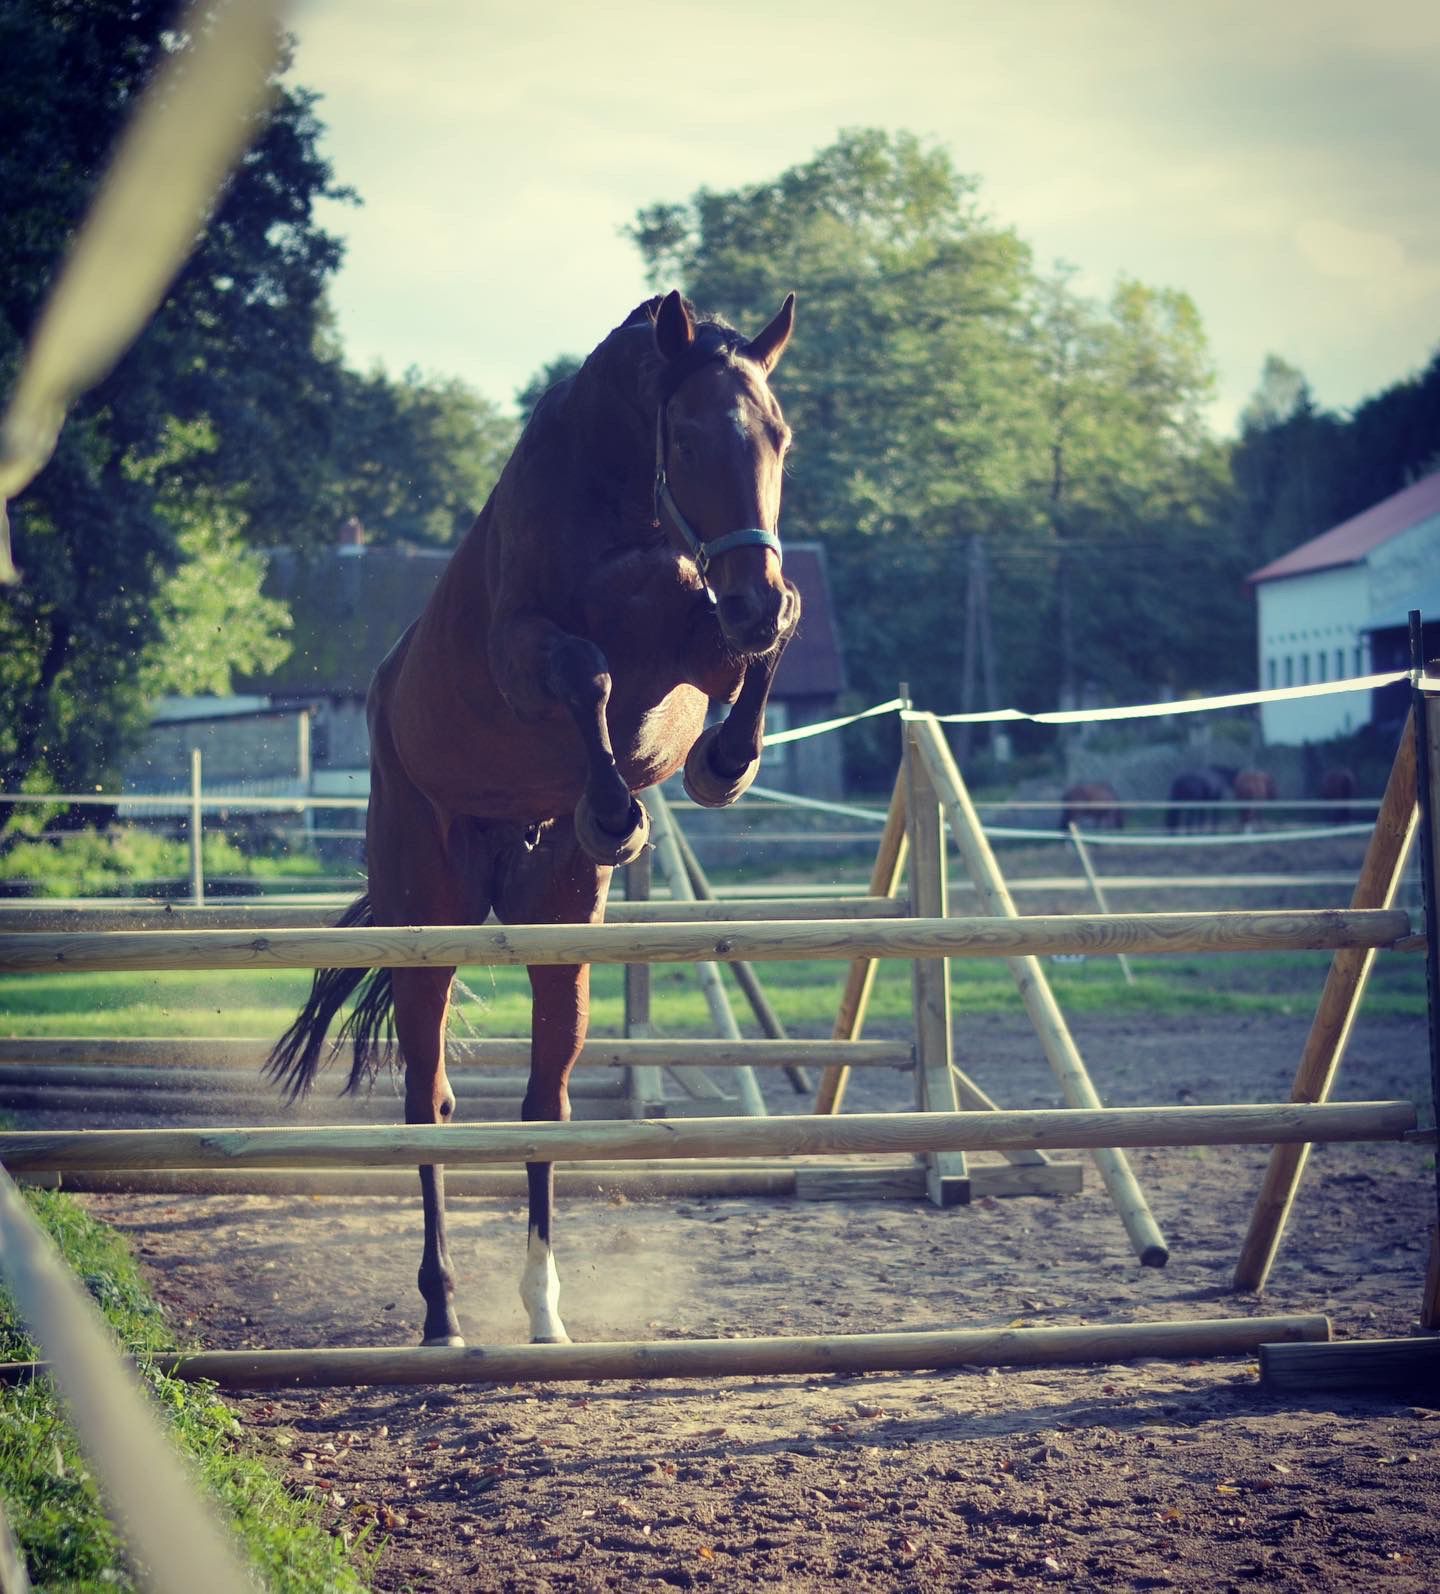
[{"left": 520, "top": 1227, "right": 568, "bottom": 1343}]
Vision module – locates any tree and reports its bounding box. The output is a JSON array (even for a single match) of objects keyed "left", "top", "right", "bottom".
[
  {"left": 322, "top": 366, "right": 516, "bottom": 547},
  {"left": 0, "top": 0, "right": 348, "bottom": 818}
]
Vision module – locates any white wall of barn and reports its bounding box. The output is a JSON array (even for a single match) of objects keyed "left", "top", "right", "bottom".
[{"left": 1255, "top": 565, "right": 1370, "bottom": 745}]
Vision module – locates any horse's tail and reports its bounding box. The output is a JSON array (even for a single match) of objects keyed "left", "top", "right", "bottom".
[{"left": 264, "top": 893, "right": 395, "bottom": 1101}]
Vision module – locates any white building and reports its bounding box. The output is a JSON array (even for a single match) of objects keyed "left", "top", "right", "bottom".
[{"left": 1248, "top": 471, "right": 1440, "bottom": 745}]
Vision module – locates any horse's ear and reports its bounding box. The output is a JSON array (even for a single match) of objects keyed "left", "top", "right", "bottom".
[
  {"left": 745, "top": 293, "right": 796, "bottom": 375},
  {"left": 654, "top": 290, "right": 695, "bottom": 363}
]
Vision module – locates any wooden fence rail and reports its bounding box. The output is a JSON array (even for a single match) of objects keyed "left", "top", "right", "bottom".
[{"left": 0, "top": 907, "right": 1414, "bottom": 976}]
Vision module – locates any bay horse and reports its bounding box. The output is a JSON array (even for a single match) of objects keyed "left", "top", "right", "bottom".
[
  {"left": 1059, "top": 781, "right": 1124, "bottom": 831},
  {"left": 267, "top": 291, "right": 800, "bottom": 1346}
]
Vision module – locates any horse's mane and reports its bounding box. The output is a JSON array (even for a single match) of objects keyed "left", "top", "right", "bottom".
[{"left": 515, "top": 297, "right": 750, "bottom": 526}]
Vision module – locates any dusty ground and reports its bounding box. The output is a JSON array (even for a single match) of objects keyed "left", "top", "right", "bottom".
[{"left": 85, "top": 1003, "right": 1440, "bottom": 1593}]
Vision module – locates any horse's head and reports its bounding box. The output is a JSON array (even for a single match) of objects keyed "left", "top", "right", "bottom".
[{"left": 651, "top": 290, "right": 798, "bottom": 655}]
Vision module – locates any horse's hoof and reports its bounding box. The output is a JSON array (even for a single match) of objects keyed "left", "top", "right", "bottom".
[
  {"left": 683, "top": 723, "right": 759, "bottom": 808},
  {"left": 574, "top": 791, "right": 651, "bottom": 866},
  {"left": 421, "top": 1334, "right": 466, "bottom": 1347},
  {"left": 531, "top": 1333, "right": 571, "bottom": 1345}
]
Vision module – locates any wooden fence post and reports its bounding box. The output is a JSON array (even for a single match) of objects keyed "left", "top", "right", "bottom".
[{"left": 1233, "top": 712, "right": 1418, "bottom": 1293}]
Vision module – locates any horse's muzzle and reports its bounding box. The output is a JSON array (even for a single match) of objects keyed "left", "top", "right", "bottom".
[{"left": 717, "top": 580, "right": 791, "bottom": 655}]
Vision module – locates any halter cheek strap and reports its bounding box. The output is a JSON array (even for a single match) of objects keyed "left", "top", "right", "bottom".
[{"left": 652, "top": 404, "right": 783, "bottom": 580}]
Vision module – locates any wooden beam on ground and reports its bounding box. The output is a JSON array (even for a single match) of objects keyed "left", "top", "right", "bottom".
[
  {"left": 1234, "top": 713, "right": 1420, "bottom": 1293},
  {"left": 0, "top": 896, "right": 909, "bottom": 932},
  {"left": 1258, "top": 1335, "right": 1440, "bottom": 1395},
  {"left": 18, "top": 1159, "right": 1082, "bottom": 1202},
  {"left": 912, "top": 715, "right": 1170, "bottom": 1266},
  {"left": 0, "top": 1100, "right": 1415, "bottom": 1173},
  {"left": 815, "top": 771, "right": 908, "bottom": 1116},
  {"left": 0, "top": 907, "right": 1410, "bottom": 976},
  {"left": 0, "top": 1037, "right": 910, "bottom": 1072},
  {"left": 0, "top": 1315, "right": 1331, "bottom": 1391}
]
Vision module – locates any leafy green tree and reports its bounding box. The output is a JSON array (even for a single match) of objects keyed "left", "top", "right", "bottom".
[
  {"left": 322, "top": 366, "right": 516, "bottom": 546},
  {"left": 0, "top": 0, "right": 348, "bottom": 821}
]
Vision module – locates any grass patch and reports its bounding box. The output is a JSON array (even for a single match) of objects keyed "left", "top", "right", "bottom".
[
  {"left": 0, "top": 1190, "right": 376, "bottom": 1591},
  {"left": 0, "top": 947, "right": 1427, "bottom": 1044}
]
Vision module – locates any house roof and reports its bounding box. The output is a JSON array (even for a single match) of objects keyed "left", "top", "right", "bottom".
[
  {"left": 773, "top": 542, "right": 847, "bottom": 698},
  {"left": 1247, "top": 469, "right": 1440, "bottom": 585},
  {"left": 246, "top": 539, "right": 846, "bottom": 703}
]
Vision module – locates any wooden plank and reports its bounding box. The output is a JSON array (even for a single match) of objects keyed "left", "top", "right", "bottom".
[
  {"left": 1067, "top": 822, "right": 1135, "bottom": 985},
  {"left": 793, "top": 1160, "right": 1082, "bottom": 1202},
  {"left": 0, "top": 907, "right": 1410, "bottom": 976},
  {"left": 906, "top": 728, "right": 967, "bottom": 1206},
  {"left": 0, "top": 1101, "right": 1411, "bottom": 1173},
  {"left": 913, "top": 716, "right": 1169, "bottom": 1266},
  {"left": 1235, "top": 713, "right": 1420, "bottom": 1293},
  {"left": 0, "top": 1036, "right": 910, "bottom": 1071},
  {"left": 1259, "top": 1335, "right": 1440, "bottom": 1395},
  {"left": 0, "top": 1315, "right": 1332, "bottom": 1391},
  {"left": 816, "top": 770, "right": 910, "bottom": 1116},
  {"left": 0, "top": 896, "right": 909, "bottom": 932}
]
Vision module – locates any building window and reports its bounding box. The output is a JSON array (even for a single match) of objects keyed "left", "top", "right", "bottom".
[
  {"left": 1354, "top": 644, "right": 1364, "bottom": 675},
  {"left": 1300, "top": 654, "right": 1311, "bottom": 685},
  {"left": 1335, "top": 648, "right": 1344, "bottom": 679},
  {"left": 760, "top": 701, "right": 792, "bottom": 781},
  {"left": 1316, "top": 652, "right": 1327, "bottom": 683},
  {"left": 1266, "top": 658, "right": 1277, "bottom": 690},
  {"left": 1283, "top": 656, "right": 1294, "bottom": 687}
]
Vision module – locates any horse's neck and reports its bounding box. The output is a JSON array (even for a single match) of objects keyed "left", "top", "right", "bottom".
[{"left": 553, "top": 336, "right": 656, "bottom": 530}]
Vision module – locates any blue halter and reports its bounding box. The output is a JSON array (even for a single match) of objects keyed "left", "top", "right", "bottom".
[{"left": 651, "top": 370, "right": 783, "bottom": 581}]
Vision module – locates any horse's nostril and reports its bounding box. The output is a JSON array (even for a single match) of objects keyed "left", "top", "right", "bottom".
[{"left": 719, "top": 592, "right": 761, "bottom": 630}]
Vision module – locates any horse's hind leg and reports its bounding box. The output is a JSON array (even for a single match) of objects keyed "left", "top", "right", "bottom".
[
  {"left": 392, "top": 965, "right": 464, "bottom": 1345},
  {"left": 496, "top": 819, "right": 612, "bottom": 1343}
]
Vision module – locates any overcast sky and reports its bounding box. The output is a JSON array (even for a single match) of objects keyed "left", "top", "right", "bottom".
[{"left": 288, "top": 0, "right": 1439, "bottom": 434}]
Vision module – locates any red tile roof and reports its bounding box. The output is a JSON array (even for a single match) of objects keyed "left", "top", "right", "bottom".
[{"left": 1248, "top": 470, "right": 1440, "bottom": 584}]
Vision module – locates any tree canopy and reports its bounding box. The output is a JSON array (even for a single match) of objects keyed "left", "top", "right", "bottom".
[{"left": 627, "top": 130, "right": 1239, "bottom": 746}]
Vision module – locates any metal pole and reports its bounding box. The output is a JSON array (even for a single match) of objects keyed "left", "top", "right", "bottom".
[
  {"left": 1408, "top": 611, "right": 1440, "bottom": 1329},
  {"left": 188, "top": 747, "right": 203, "bottom": 907}
]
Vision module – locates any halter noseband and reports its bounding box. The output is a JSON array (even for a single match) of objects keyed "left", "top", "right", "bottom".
[{"left": 651, "top": 358, "right": 783, "bottom": 580}]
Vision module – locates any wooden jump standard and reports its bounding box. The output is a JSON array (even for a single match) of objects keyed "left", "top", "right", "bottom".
[
  {"left": 0, "top": 1100, "right": 1417, "bottom": 1173},
  {"left": 0, "top": 907, "right": 1411, "bottom": 975},
  {"left": 0, "top": 1315, "right": 1330, "bottom": 1392}
]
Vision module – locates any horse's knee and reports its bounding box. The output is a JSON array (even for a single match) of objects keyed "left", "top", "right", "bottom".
[{"left": 545, "top": 635, "right": 611, "bottom": 713}]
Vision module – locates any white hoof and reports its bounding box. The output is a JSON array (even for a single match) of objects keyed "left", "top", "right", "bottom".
[{"left": 421, "top": 1334, "right": 465, "bottom": 1347}]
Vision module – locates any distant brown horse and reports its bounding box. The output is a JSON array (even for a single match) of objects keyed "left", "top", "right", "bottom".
[
  {"left": 1059, "top": 781, "right": 1124, "bottom": 831},
  {"left": 268, "top": 291, "right": 800, "bottom": 1345},
  {"left": 1231, "top": 767, "right": 1277, "bottom": 829},
  {"left": 1318, "top": 765, "right": 1357, "bottom": 824}
]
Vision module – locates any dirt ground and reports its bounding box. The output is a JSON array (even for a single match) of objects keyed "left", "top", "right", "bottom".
[{"left": 83, "top": 1002, "right": 1440, "bottom": 1594}]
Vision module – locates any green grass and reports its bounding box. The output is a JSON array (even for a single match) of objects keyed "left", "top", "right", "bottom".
[
  {"left": 0, "top": 946, "right": 1427, "bottom": 1043},
  {"left": 0, "top": 1189, "right": 376, "bottom": 1591}
]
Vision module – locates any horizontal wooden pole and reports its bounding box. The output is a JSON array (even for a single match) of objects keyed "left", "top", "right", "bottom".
[
  {"left": 0, "top": 1101, "right": 1416, "bottom": 1173},
  {"left": 1259, "top": 1335, "right": 1440, "bottom": 1394},
  {"left": 0, "top": 896, "right": 908, "bottom": 933},
  {"left": 0, "top": 1065, "right": 624, "bottom": 1097},
  {"left": 0, "top": 1315, "right": 1330, "bottom": 1390},
  {"left": 0, "top": 1037, "right": 911, "bottom": 1071},
  {"left": 0, "top": 908, "right": 1413, "bottom": 976},
  {"left": 19, "top": 1160, "right": 1081, "bottom": 1202}
]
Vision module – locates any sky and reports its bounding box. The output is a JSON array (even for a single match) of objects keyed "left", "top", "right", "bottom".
[{"left": 287, "top": 0, "right": 1440, "bottom": 436}]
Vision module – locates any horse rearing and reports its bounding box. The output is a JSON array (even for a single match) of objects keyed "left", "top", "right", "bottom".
[{"left": 266, "top": 291, "right": 800, "bottom": 1345}]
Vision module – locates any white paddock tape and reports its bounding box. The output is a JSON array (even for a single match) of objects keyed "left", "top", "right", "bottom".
[{"left": 0, "top": 1168, "right": 253, "bottom": 1593}]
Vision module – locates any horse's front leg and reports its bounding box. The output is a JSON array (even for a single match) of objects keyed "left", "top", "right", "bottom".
[
  {"left": 683, "top": 606, "right": 798, "bottom": 808},
  {"left": 494, "top": 615, "right": 650, "bottom": 868}
]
